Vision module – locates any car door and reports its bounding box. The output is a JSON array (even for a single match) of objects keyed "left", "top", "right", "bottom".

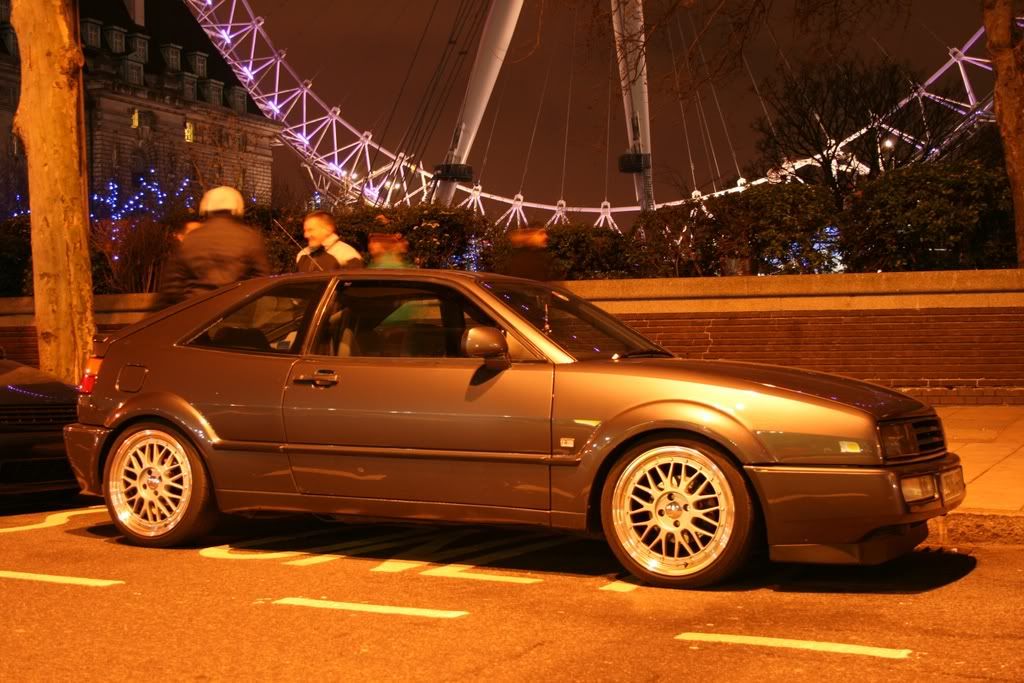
[
  {"left": 282, "top": 279, "right": 553, "bottom": 510},
  {"left": 173, "top": 279, "right": 328, "bottom": 492}
]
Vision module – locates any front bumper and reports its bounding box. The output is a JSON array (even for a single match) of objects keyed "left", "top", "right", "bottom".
[
  {"left": 746, "top": 452, "right": 965, "bottom": 565},
  {"left": 63, "top": 423, "right": 111, "bottom": 497}
]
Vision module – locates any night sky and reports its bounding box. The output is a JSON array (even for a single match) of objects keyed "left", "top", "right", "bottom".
[{"left": 246, "top": 1, "right": 984, "bottom": 214}]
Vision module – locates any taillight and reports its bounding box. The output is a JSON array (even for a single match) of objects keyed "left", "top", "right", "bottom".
[{"left": 78, "top": 357, "right": 103, "bottom": 394}]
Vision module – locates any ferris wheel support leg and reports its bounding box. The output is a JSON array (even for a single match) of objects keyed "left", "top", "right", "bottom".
[
  {"left": 435, "top": 0, "right": 525, "bottom": 206},
  {"left": 611, "top": 0, "right": 655, "bottom": 212}
]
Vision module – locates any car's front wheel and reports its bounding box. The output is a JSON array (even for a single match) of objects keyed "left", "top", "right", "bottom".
[
  {"left": 103, "top": 423, "right": 218, "bottom": 547},
  {"left": 601, "top": 437, "right": 757, "bottom": 588}
]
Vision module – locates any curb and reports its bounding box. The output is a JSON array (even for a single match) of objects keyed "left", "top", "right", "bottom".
[{"left": 928, "top": 510, "right": 1024, "bottom": 546}]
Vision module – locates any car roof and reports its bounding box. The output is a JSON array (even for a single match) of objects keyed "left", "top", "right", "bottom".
[{"left": 243, "top": 269, "right": 545, "bottom": 289}]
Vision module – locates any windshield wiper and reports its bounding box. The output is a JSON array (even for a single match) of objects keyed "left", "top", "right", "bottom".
[{"left": 613, "top": 349, "right": 675, "bottom": 359}]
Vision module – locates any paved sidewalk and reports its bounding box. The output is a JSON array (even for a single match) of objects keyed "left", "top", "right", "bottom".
[{"left": 938, "top": 406, "right": 1024, "bottom": 514}]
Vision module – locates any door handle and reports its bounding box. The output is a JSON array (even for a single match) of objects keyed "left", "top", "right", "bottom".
[{"left": 293, "top": 370, "right": 339, "bottom": 387}]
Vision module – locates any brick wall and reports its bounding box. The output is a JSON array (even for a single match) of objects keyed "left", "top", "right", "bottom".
[
  {"left": 3, "top": 272, "right": 1024, "bottom": 406},
  {"left": 620, "top": 309, "right": 1024, "bottom": 405}
]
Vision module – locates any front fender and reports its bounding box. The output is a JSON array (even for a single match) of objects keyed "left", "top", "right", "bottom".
[{"left": 551, "top": 400, "right": 771, "bottom": 522}]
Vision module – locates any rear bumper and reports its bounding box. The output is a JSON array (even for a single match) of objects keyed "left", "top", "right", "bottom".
[
  {"left": 63, "top": 423, "right": 111, "bottom": 497},
  {"left": 746, "top": 452, "right": 965, "bottom": 565},
  {"left": 0, "top": 433, "right": 78, "bottom": 495}
]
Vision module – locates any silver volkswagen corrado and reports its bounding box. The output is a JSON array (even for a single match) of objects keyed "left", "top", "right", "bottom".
[{"left": 64, "top": 270, "right": 966, "bottom": 587}]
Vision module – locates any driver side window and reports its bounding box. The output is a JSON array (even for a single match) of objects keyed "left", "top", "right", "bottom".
[{"left": 310, "top": 282, "right": 522, "bottom": 359}]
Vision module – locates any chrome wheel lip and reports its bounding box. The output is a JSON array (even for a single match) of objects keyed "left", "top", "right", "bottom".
[
  {"left": 611, "top": 445, "right": 735, "bottom": 578},
  {"left": 107, "top": 430, "right": 193, "bottom": 538}
]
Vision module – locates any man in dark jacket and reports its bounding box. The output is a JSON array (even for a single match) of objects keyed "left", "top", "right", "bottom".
[{"left": 158, "top": 186, "right": 270, "bottom": 307}]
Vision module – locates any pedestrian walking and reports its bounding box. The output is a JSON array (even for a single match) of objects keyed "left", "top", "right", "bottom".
[
  {"left": 157, "top": 186, "right": 270, "bottom": 307},
  {"left": 367, "top": 232, "right": 411, "bottom": 269}
]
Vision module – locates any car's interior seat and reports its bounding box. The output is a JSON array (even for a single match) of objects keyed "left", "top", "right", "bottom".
[{"left": 209, "top": 326, "right": 271, "bottom": 352}]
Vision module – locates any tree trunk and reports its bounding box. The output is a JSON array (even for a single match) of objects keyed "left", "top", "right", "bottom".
[
  {"left": 11, "top": 0, "right": 95, "bottom": 384},
  {"left": 983, "top": 0, "right": 1024, "bottom": 266}
]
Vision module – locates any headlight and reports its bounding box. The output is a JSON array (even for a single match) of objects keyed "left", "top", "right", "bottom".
[
  {"left": 900, "top": 475, "right": 938, "bottom": 503},
  {"left": 879, "top": 422, "right": 917, "bottom": 458}
]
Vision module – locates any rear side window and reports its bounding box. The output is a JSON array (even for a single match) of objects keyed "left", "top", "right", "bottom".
[{"left": 189, "top": 281, "right": 327, "bottom": 354}]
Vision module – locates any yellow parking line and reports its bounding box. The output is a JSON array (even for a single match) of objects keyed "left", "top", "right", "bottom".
[
  {"left": 284, "top": 530, "right": 430, "bottom": 566},
  {"left": 599, "top": 577, "right": 640, "bottom": 592},
  {"left": 371, "top": 531, "right": 523, "bottom": 573},
  {"left": 0, "top": 570, "right": 123, "bottom": 587},
  {"left": 419, "top": 537, "right": 574, "bottom": 584},
  {"left": 274, "top": 597, "right": 467, "bottom": 619},
  {"left": 199, "top": 528, "right": 341, "bottom": 561},
  {"left": 0, "top": 506, "right": 107, "bottom": 534},
  {"left": 675, "top": 632, "right": 912, "bottom": 659}
]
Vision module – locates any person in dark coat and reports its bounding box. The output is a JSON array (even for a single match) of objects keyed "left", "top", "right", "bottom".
[{"left": 158, "top": 186, "right": 271, "bottom": 308}]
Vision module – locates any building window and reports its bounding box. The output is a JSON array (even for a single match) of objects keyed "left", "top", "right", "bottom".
[
  {"left": 81, "top": 19, "right": 102, "bottom": 49},
  {"left": 202, "top": 79, "right": 224, "bottom": 106},
  {"left": 104, "top": 26, "right": 126, "bottom": 54},
  {"left": 128, "top": 33, "right": 149, "bottom": 64},
  {"left": 123, "top": 59, "right": 144, "bottom": 86},
  {"left": 186, "top": 51, "right": 207, "bottom": 79},
  {"left": 228, "top": 87, "right": 247, "bottom": 114},
  {"left": 161, "top": 43, "right": 181, "bottom": 72},
  {"left": 184, "top": 121, "right": 195, "bottom": 143},
  {"left": 131, "top": 109, "right": 139, "bottom": 129}
]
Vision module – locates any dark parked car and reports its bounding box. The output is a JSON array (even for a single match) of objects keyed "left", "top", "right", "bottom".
[
  {"left": 1, "top": 351, "right": 80, "bottom": 495},
  {"left": 64, "top": 271, "right": 965, "bottom": 587}
]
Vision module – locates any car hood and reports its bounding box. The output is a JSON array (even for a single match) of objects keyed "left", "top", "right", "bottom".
[
  {"left": 0, "top": 360, "right": 78, "bottom": 405},
  {"left": 615, "top": 358, "right": 928, "bottom": 421}
]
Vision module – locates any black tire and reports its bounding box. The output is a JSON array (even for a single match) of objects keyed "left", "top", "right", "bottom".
[
  {"left": 600, "top": 436, "right": 757, "bottom": 588},
  {"left": 102, "top": 422, "right": 219, "bottom": 547}
]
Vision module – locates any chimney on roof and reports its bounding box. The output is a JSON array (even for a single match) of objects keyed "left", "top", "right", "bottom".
[{"left": 122, "top": 0, "right": 144, "bottom": 27}]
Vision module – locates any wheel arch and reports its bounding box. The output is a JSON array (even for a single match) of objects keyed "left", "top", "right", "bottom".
[
  {"left": 97, "top": 393, "right": 219, "bottom": 488},
  {"left": 584, "top": 426, "right": 759, "bottom": 534}
]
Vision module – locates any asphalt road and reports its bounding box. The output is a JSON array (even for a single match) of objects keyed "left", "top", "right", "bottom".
[{"left": 1, "top": 495, "right": 1022, "bottom": 682}]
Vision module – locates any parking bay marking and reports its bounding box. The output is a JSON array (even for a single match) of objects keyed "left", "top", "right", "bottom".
[
  {"left": 283, "top": 529, "right": 436, "bottom": 566},
  {"left": 274, "top": 596, "right": 467, "bottom": 619},
  {"left": 0, "top": 506, "right": 107, "bottom": 534},
  {"left": 419, "top": 536, "right": 577, "bottom": 584},
  {"left": 199, "top": 527, "right": 351, "bottom": 561},
  {"left": 675, "top": 632, "right": 912, "bottom": 660},
  {"left": 0, "top": 570, "right": 123, "bottom": 588}
]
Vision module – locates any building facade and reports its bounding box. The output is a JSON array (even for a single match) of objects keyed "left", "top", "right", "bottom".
[{"left": 0, "top": 0, "right": 280, "bottom": 213}]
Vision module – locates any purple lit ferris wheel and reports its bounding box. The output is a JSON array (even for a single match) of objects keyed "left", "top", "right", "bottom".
[{"left": 182, "top": 0, "right": 1017, "bottom": 230}]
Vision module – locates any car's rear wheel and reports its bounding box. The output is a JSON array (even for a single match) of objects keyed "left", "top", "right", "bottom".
[
  {"left": 103, "top": 423, "right": 218, "bottom": 547},
  {"left": 601, "top": 437, "right": 757, "bottom": 588}
]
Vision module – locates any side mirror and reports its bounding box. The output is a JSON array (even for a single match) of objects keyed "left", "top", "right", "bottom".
[{"left": 462, "top": 326, "right": 509, "bottom": 369}]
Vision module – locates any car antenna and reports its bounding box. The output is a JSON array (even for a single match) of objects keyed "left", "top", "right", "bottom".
[{"left": 272, "top": 217, "right": 323, "bottom": 271}]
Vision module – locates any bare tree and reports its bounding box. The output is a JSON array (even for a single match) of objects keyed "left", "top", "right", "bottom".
[
  {"left": 11, "top": 0, "right": 94, "bottom": 383},
  {"left": 753, "top": 58, "right": 964, "bottom": 208}
]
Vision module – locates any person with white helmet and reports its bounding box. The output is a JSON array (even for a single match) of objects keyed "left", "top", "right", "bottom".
[{"left": 158, "top": 186, "right": 270, "bottom": 307}]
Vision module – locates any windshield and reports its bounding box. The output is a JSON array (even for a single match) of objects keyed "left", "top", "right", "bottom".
[{"left": 480, "top": 280, "right": 670, "bottom": 360}]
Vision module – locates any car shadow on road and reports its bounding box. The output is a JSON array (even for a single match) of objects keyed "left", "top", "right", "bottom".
[
  {"left": 71, "top": 514, "right": 978, "bottom": 594},
  {"left": 0, "top": 493, "right": 99, "bottom": 518},
  {"left": 733, "top": 547, "right": 977, "bottom": 594}
]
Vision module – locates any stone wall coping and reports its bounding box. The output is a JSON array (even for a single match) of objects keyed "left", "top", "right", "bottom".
[
  {"left": 560, "top": 269, "right": 1024, "bottom": 302},
  {"left": 0, "top": 292, "right": 158, "bottom": 317},
  {"left": 1, "top": 269, "right": 1022, "bottom": 319}
]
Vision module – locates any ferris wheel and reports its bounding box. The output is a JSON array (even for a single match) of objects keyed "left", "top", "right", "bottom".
[{"left": 183, "top": 0, "right": 1013, "bottom": 230}]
